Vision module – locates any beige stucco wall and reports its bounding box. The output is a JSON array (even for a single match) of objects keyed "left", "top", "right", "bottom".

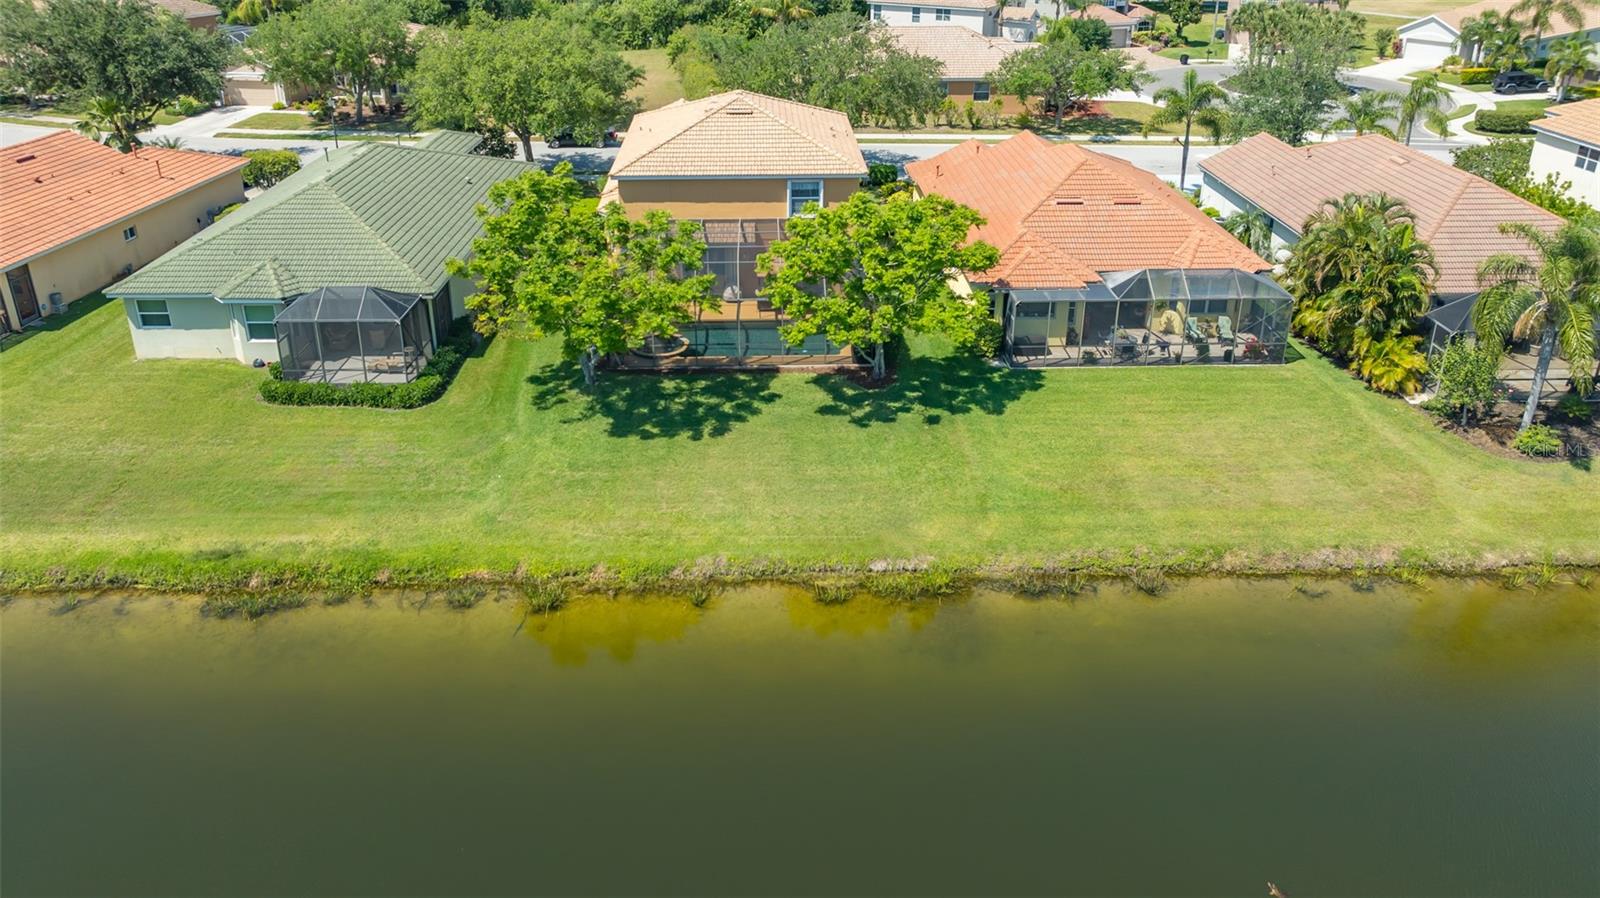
[
  {"left": 945, "top": 81, "right": 1028, "bottom": 116},
  {"left": 1, "top": 174, "right": 244, "bottom": 330},
  {"left": 613, "top": 177, "right": 861, "bottom": 219},
  {"left": 123, "top": 296, "right": 277, "bottom": 362}
]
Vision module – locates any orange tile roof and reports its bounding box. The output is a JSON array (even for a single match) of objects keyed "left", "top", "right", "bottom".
[
  {"left": 1199, "top": 133, "right": 1563, "bottom": 295},
  {"left": 1081, "top": 4, "right": 1142, "bottom": 27},
  {"left": 0, "top": 132, "right": 246, "bottom": 270},
  {"left": 1533, "top": 97, "right": 1600, "bottom": 148},
  {"left": 905, "top": 131, "right": 1271, "bottom": 289},
  {"left": 1422, "top": 0, "right": 1600, "bottom": 33},
  {"left": 611, "top": 90, "right": 866, "bottom": 179},
  {"left": 150, "top": 0, "right": 219, "bottom": 18}
]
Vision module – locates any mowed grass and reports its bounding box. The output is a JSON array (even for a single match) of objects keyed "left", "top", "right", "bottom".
[
  {"left": 1350, "top": 0, "right": 1458, "bottom": 17},
  {"left": 622, "top": 48, "right": 686, "bottom": 112},
  {"left": 0, "top": 297, "right": 1594, "bottom": 580}
]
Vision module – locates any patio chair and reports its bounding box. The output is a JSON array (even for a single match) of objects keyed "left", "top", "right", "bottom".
[
  {"left": 1185, "top": 317, "right": 1204, "bottom": 343},
  {"left": 1218, "top": 316, "right": 1236, "bottom": 343}
]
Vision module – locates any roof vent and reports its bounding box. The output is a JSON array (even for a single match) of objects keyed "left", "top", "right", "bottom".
[
  {"left": 1055, "top": 197, "right": 1085, "bottom": 205},
  {"left": 1113, "top": 196, "right": 1141, "bottom": 205},
  {"left": 14, "top": 153, "right": 36, "bottom": 164},
  {"left": 725, "top": 109, "right": 755, "bottom": 116},
  {"left": 1389, "top": 155, "right": 1409, "bottom": 165}
]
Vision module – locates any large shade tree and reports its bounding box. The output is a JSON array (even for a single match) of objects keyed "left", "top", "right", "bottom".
[
  {"left": 1226, "top": 2, "right": 1363, "bottom": 146},
  {"left": 1474, "top": 221, "right": 1600, "bottom": 431},
  {"left": 450, "top": 164, "right": 715, "bottom": 385},
  {"left": 757, "top": 192, "right": 1000, "bottom": 381},
  {"left": 0, "top": 0, "right": 227, "bottom": 148},
  {"left": 410, "top": 14, "right": 640, "bottom": 158},
  {"left": 249, "top": 0, "right": 415, "bottom": 125},
  {"left": 989, "top": 32, "right": 1148, "bottom": 128},
  {"left": 1284, "top": 193, "right": 1438, "bottom": 395}
]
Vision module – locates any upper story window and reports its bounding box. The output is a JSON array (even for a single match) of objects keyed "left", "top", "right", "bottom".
[
  {"left": 122, "top": 225, "right": 138, "bottom": 241},
  {"left": 972, "top": 81, "right": 991, "bottom": 101},
  {"left": 788, "top": 180, "right": 823, "bottom": 217},
  {"left": 1578, "top": 145, "right": 1599, "bottom": 173},
  {"left": 935, "top": 7, "right": 950, "bottom": 20},
  {"left": 910, "top": 6, "right": 921, "bottom": 22}
]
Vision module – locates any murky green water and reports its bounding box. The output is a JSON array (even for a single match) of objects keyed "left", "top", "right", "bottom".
[{"left": 3, "top": 581, "right": 1598, "bottom": 898}]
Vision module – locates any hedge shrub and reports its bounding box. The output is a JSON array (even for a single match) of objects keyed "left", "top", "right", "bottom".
[
  {"left": 1474, "top": 108, "right": 1542, "bottom": 134},
  {"left": 259, "top": 320, "right": 477, "bottom": 409},
  {"left": 241, "top": 149, "right": 302, "bottom": 189},
  {"left": 1512, "top": 424, "right": 1562, "bottom": 457},
  {"left": 1457, "top": 67, "right": 1495, "bottom": 85}
]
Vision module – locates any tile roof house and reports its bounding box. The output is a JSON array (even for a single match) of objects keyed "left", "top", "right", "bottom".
[
  {"left": 1396, "top": 0, "right": 1600, "bottom": 65},
  {"left": 886, "top": 26, "right": 1036, "bottom": 112},
  {"left": 908, "top": 131, "right": 1292, "bottom": 367},
  {"left": 1199, "top": 133, "right": 1563, "bottom": 297},
  {"left": 149, "top": 0, "right": 221, "bottom": 29},
  {"left": 0, "top": 132, "right": 245, "bottom": 334},
  {"left": 601, "top": 90, "right": 869, "bottom": 370},
  {"left": 868, "top": 0, "right": 1003, "bottom": 37},
  {"left": 1529, "top": 98, "right": 1600, "bottom": 207},
  {"left": 107, "top": 140, "right": 534, "bottom": 380}
]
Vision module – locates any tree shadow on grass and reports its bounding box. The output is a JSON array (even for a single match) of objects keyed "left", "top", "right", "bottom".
[
  {"left": 809, "top": 351, "right": 1045, "bottom": 427},
  {"left": 527, "top": 361, "right": 781, "bottom": 440},
  {"left": 0, "top": 292, "right": 113, "bottom": 353}
]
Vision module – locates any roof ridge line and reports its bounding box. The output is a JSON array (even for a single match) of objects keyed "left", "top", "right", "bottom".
[
  {"left": 1422, "top": 177, "right": 1474, "bottom": 243},
  {"left": 321, "top": 179, "right": 431, "bottom": 285},
  {"left": 744, "top": 94, "right": 858, "bottom": 168}
]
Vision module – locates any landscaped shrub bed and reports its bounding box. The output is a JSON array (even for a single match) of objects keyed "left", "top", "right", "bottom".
[
  {"left": 1474, "top": 108, "right": 1542, "bottom": 134},
  {"left": 1454, "top": 67, "right": 1495, "bottom": 85},
  {"left": 259, "top": 320, "right": 478, "bottom": 409}
]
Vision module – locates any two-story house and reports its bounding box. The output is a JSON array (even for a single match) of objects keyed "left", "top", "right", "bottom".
[{"left": 600, "top": 90, "right": 869, "bottom": 368}]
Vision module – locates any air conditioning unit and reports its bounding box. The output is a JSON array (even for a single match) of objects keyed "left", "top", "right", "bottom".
[{"left": 48, "top": 292, "right": 67, "bottom": 314}]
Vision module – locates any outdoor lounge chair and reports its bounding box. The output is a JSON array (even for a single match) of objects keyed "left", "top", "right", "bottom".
[
  {"left": 1185, "top": 317, "right": 1205, "bottom": 343},
  {"left": 1218, "top": 316, "right": 1236, "bottom": 343}
]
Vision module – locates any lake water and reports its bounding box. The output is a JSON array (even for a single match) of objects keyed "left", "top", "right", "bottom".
[{"left": 3, "top": 581, "right": 1598, "bottom": 897}]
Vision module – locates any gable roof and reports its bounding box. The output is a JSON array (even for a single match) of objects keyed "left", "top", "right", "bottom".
[
  {"left": 150, "top": 0, "right": 220, "bottom": 19},
  {"left": 1199, "top": 133, "right": 1563, "bottom": 295},
  {"left": 1081, "top": 4, "right": 1143, "bottom": 27},
  {"left": 888, "top": 25, "right": 1035, "bottom": 81},
  {"left": 1532, "top": 97, "right": 1600, "bottom": 148},
  {"left": 1404, "top": 0, "right": 1600, "bottom": 35},
  {"left": 906, "top": 131, "right": 1271, "bottom": 289},
  {"left": 108, "top": 142, "right": 534, "bottom": 301},
  {"left": 610, "top": 90, "right": 866, "bottom": 179},
  {"left": 1, "top": 132, "right": 245, "bottom": 271}
]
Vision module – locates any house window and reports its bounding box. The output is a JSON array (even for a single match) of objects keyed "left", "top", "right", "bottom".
[
  {"left": 788, "top": 180, "right": 823, "bottom": 216},
  {"left": 1577, "top": 145, "right": 1599, "bottom": 172},
  {"left": 122, "top": 225, "right": 138, "bottom": 241},
  {"left": 1190, "top": 299, "right": 1231, "bottom": 316},
  {"left": 870, "top": 3, "right": 882, "bottom": 20},
  {"left": 135, "top": 299, "right": 170, "bottom": 328},
  {"left": 973, "top": 81, "right": 991, "bottom": 101},
  {"left": 910, "top": 6, "right": 921, "bottom": 22},
  {"left": 935, "top": 7, "right": 950, "bottom": 20},
  {"left": 243, "top": 304, "right": 276, "bottom": 341}
]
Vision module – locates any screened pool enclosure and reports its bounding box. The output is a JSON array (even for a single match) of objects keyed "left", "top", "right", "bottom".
[
  {"left": 274, "top": 286, "right": 437, "bottom": 384},
  {"left": 1000, "top": 269, "right": 1293, "bottom": 367}
]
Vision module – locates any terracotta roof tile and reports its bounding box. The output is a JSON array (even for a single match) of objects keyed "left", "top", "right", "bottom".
[
  {"left": 1533, "top": 97, "right": 1600, "bottom": 149},
  {"left": 888, "top": 25, "right": 1035, "bottom": 81},
  {"left": 1418, "top": 0, "right": 1600, "bottom": 33},
  {"left": 1199, "top": 133, "right": 1562, "bottom": 294},
  {"left": 906, "top": 131, "right": 1270, "bottom": 289},
  {"left": 611, "top": 91, "right": 866, "bottom": 179},
  {"left": 1000, "top": 6, "right": 1038, "bottom": 21},
  {"left": 150, "top": 0, "right": 219, "bottom": 18},
  {"left": 1081, "top": 4, "right": 1142, "bottom": 26},
  {"left": 0, "top": 132, "right": 245, "bottom": 270}
]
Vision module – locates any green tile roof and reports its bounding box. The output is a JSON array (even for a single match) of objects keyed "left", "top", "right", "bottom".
[
  {"left": 110, "top": 142, "right": 534, "bottom": 302},
  {"left": 415, "top": 130, "right": 485, "bottom": 154}
]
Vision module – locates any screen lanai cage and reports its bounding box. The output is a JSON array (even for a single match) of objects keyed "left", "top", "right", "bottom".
[
  {"left": 275, "top": 286, "right": 438, "bottom": 384},
  {"left": 1000, "top": 268, "right": 1294, "bottom": 367}
]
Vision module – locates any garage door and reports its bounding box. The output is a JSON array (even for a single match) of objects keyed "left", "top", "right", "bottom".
[
  {"left": 223, "top": 80, "right": 279, "bottom": 107},
  {"left": 1402, "top": 38, "right": 1455, "bottom": 66}
]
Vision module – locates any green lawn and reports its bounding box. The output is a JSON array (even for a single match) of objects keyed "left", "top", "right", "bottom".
[
  {"left": 0, "top": 115, "right": 74, "bottom": 129},
  {"left": 1155, "top": 15, "right": 1229, "bottom": 62},
  {"left": 229, "top": 110, "right": 318, "bottom": 130},
  {"left": 0, "top": 296, "right": 1593, "bottom": 586},
  {"left": 1053, "top": 102, "right": 1188, "bottom": 137},
  {"left": 622, "top": 48, "right": 686, "bottom": 112}
]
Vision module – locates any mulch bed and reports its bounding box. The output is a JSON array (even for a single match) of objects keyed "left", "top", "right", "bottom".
[{"left": 1434, "top": 399, "right": 1598, "bottom": 464}]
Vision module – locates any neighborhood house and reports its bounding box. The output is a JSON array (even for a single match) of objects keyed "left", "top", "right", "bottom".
[
  {"left": 1395, "top": 0, "right": 1600, "bottom": 65},
  {"left": 1199, "top": 133, "right": 1592, "bottom": 396},
  {"left": 600, "top": 90, "right": 869, "bottom": 368},
  {"left": 0, "top": 132, "right": 246, "bottom": 335},
  {"left": 1530, "top": 97, "right": 1600, "bottom": 208},
  {"left": 887, "top": 25, "right": 1036, "bottom": 114},
  {"left": 908, "top": 131, "right": 1292, "bottom": 367},
  {"left": 107, "top": 135, "right": 531, "bottom": 383}
]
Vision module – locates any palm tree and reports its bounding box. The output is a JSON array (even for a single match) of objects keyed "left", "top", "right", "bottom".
[
  {"left": 1474, "top": 221, "right": 1600, "bottom": 431},
  {"left": 1065, "top": 0, "right": 1095, "bottom": 19},
  {"left": 1457, "top": 11, "right": 1511, "bottom": 64},
  {"left": 1397, "top": 73, "right": 1450, "bottom": 146},
  {"left": 1544, "top": 35, "right": 1596, "bottom": 101},
  {"left": 1510, "top": 0, "right": 1594, "bottom": 50},
  {"left": 1332, "top": 90, "right": 1399, "bottom": 138},
  {"left": 752, "top": 0, "right": 814, "bottom": 23},
  {"left": 1223, "top": 209, "right": 1274, "bottom": 258},
  {"left": 1285, "top": 193, "right": 1437, "bottom": 394},
  {"left": 1146, "top": 69, "right": 1226, "bottom": 191},
  {"left": 73, "top": 96, "right": 153, "bottom": 153},
  {"left": 1481, "top": 22, "right": 1531, "bottom": 72}
]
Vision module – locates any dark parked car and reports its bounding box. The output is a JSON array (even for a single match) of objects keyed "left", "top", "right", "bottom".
[
  {"left": 545, "top": 129, "right": 617, "bottom": 148},
  {"left": 1492, "top": 72, "right": 1551, "bottom": 94}
]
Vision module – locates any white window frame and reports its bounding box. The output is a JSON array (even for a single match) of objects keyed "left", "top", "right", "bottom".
[
  {"left": 787, "top": 180, "right": 823, "bottom": 217},
  {"left": 910, "top": 5, "right": 921, "bottom": 22},
  {"left": 870, "top": 3, "right": 882, "bottom": 20},
  {"left": 1577, "top": 145, "right": 1599, "bottom": 173},
  {"left": 973, "top": 81, "right": 991, "bottom": 101},
  {"left": 122, "top": 225, "right": 138, "bottom": 242},
  {"left": 135, "top": 299, "right": 171, "bottom": 328},
  {"left": 935, "top": 7, "right": 950, "bottom": 21},
  {"left": 242, "top": 304, "right": 277, "bottom": 342}
]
